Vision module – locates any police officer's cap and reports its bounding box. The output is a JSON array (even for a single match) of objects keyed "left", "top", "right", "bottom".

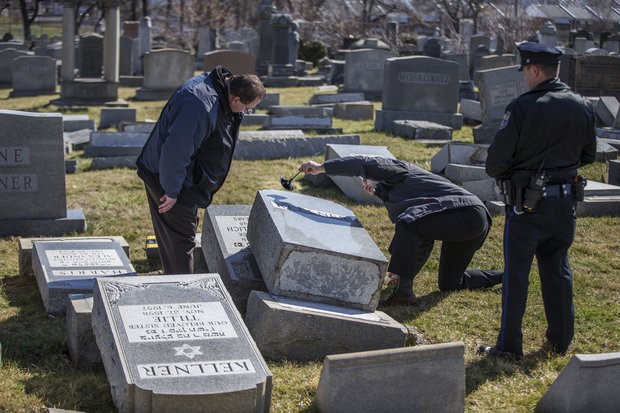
[{"left": 516, "top": 42, "right": 562, "bottom": 71}]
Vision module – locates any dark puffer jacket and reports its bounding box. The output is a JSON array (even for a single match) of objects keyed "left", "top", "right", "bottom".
[
  {"left": 136, "top": 65, "right": 242, "bottom": 208},
  {"left": 323, "top": 156, "right": 490, "bottom": 224}
]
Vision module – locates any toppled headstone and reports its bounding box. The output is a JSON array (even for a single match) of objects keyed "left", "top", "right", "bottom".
[
  {"left": 91, "top": 274, "right": 272, "bottom": 412},
  {"left": 201, "top": 205, "right": 265, "bottom": 314},
  {"left": 391, "top": 120, "right": 452, "bottom": 141},
  {"left": 430, "top": 141, "right": 488, "bottom": 174},
  {"left": 247, "top": 190, "right": 387, "bottom": 311},
  {"left": 32, "top": 239, "right": 136, "bottom": 315}
]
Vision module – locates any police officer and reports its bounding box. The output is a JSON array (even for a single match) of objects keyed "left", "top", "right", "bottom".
[
  {"left": 479, "top": 42, "right": 597, "bottom": 358},
  {"left": 299, "top": 156, "right": 503, "bottom": 306}
]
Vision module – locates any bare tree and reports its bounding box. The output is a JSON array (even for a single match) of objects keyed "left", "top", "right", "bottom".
[
  {"left": 17, "top": 0, "right": 40, "bottom": 40},
  {"left": 438, "top": 0, "right": 488, "bottom": 34}
]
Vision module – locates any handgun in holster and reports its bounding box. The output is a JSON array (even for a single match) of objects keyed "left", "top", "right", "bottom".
[
  {"left": 498, "top": 179, "right": 515, "bottom": 206},
  {"left": 572, "top": 175, "right": 587, "bottom": 201}
]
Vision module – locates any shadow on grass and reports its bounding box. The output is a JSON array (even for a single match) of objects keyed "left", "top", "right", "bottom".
[
  {"left": 379, "top": 290, "right": 449, "bottom": 324},
  {"left": 466, "top": 347, "right": 551, "bottom": 396},
  {"left": 0, "top": 274, "right": 115, "bottom": 411}
]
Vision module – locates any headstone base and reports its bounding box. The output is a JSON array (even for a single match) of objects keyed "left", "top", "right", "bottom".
[
  {"left": 261, "top": 76, "right": 299, "bottom": 87},
  {"left": 315, "top": 343, "right": 465, "bottom": 413},
  {"left": 56, "top": 79, "right": 119, "bottom": 106},
  {"left": 245, "top": 291, "right": 408, "bottom": 361},
  {"left": 472, "top": 123, "right": 500, "bottom": 144},
  {"left": 0, "top": 208, "right": 86, "bottom": 237},
  {"left": 119, "top": 75, "right": 144, "bottom": 87},
  {"left": 375, "top": 109, "right": 463, "bottom": 132},
  {"left": 134, "top": 88, "right": 175, "bottom": 101},
  {"left": 9, "top": 88, "right": 57, "bottom": 97},
  {"left": 66, "top": 294, "right": 101, "bottom": 366}
]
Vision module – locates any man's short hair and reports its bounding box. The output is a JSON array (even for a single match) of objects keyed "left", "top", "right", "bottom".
[{"left": 230, "top": 74, "right": 266, "bottom": 103}]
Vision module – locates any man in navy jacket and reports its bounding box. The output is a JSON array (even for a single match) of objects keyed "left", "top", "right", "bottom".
[
  {"left": 137, "top": 66, "right": 265, "bottom": 274},
  {"left": 300, "top": 156, "right": 503, "bottom": 306}
]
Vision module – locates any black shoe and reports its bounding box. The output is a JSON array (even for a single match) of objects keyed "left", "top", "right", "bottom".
[
  {"left": 541, "top": 340, "right": 566, "bottom": 356},
  {"left": 477, "top": 345, "right": 522, "bottom": 360},
  {"left": 379, "top": 292, "right": 418, "bottom": 307}
]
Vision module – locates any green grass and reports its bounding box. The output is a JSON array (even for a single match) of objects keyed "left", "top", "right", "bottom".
[{"left": 0, "top": 85, "right": 619, "bottom": 412}]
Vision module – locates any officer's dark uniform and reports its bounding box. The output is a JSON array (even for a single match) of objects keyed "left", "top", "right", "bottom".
[{"left": 484, "top": 42, "right": 597, "bottom": 357}]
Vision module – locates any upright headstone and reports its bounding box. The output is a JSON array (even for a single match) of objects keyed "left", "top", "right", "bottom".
[
  {"left": 375, "top": 56, "right": 462, "bottom": 132},
  {"left": 247, "top": 190, "right": 387, "bottom": 311},
  {"left": 78, "top": 33, "right": 104, "bottom": 77},
  {"left": 473, "top": 65, "right": 527, "bottom": 143},
  {"left": 536, "top": 352, "right": 620, "bottom": 412},
  {"left": 324, "top": 144, "right": 395, "bottom": 203},
  {"left": 135, "top": 16, "right": 152, "bottom": 75},
  {"left": 91, "top": 274, "right": 272, "bottom": 412},
  {"left": 256, "top": 0, "right": 274, "bottom": 76},
  {"left": 203, "top": 50, "right": 256, "bottom": 75},
  {"left": 0, "top": 110, "right": 86, "bottom": 236},
  {"left": 32, "top": 239, "right": 135, "bottom": 315},
  {"left": 10, "top": 55, "right": 57, "bottom": 97},
  {"left": 341, "top": 48, "right": 397, "bottom": 100},
  {"left": 201, "top": 205, "right": 266, "bottom": 314},
  {"left": 268, "top": 14, "right": 294, "bottom": 77},
  {"left": 135, "top": 49, "right": 194, "bottom": 100},
  {"left": 568, "top": 55, "right": 620, "bottom": 99},
  {"left": 197, "top": 26, "right": 215, "bottom": 68},
  {"left": 119, "top": 35, "right": 135, "bottom": 76},
  {"left": 0, "top": 48, "right": 31, "bottom": 84},
  {"left": 315, "top": 342, "right": 465, "bottom": 413}
]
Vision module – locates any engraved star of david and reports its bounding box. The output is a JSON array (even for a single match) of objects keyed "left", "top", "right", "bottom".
[{"left": 173, "top": 343, "right": 203, "bottom": 359}]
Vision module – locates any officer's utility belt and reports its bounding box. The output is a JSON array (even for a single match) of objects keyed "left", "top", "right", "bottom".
[{"left": 499, "top": 175, "right": 586, "bottom": 213}]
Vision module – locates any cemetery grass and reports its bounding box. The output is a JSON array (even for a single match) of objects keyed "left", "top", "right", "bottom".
[{"left": 0, "top": 86, "right": 618, "bottom": 412}]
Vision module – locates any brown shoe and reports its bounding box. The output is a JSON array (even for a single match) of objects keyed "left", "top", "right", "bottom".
[{"left": 379, "top": 292, "right": 417, "bottom": 307}]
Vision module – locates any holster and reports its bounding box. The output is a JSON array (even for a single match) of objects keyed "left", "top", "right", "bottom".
[{"left": 498, "top": 180, "right": 516, "bottom": 206}]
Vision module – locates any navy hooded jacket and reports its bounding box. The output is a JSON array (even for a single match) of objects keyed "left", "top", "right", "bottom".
[{"left": 136, "top": 66, "right": 242, "bottom": 208}]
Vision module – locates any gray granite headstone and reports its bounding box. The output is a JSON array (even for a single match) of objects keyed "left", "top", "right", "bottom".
[
  {"left": 569, "top": 55, "right": 620, "bottom": 99},
  {"left": 0, "top": 110, "right": 86, "bottom": 237},
  {"left": 430, "top": 141, "right": 488, "bottom": 174},
  {"left": 32, "top": 239, "right": 136, "bottom": 315},
  {"left": 315, "top": 342, "right": 465, "bottom": 413},
  {"left": 203, "top": 50, "right": 256, "bottom": 75},
  {"left": 247, "top": 190, "right": 387, "bottom": 311},
  {"left": 0, "top": 48, "right": 31, "bottom": 84},
  {"left": 119, "top": 35, "right": 135, "bottom": 76},
  {"left": 91, "top": 274, "right": 272, "bottom": 412},
  {"left": 78, "top": 34, "right": 104, "bottom": 77},
  {"left": 609, "top": 159, "right": 620, "bottom": 186},
  {"left": 201, "top": 205, "right": 266, "bottom": 314},
  {"left": 18, "top": 236, "right": 130, "bottom": 277},
  {"left": 342, "top": 48, "right": 397, "bottom": 100},
  {"left": 136, "top": 49, "right": 194, "bottom": 100},
  {"left": 234, "top": 132, "right": 360, "bottom": 160},
  {"left": 375, "top": 56, "right": 462, "bottom": 132},
  {"left": 99, "top": 108, "right": 137, "bottom": 130},
  {"left": 245, "top": 291, "right": 408, "bottom": 362},
  {"left": 10, "top": 55, "right": 57, "bottom": 96},
  {"left": 473, "top": 65, "right": 527, "bottom": 143},
  {"left": 536, "top": 352, "right": 620, "bottom": 413},
  {"left": 324, "top": 144, "right": 395, "bottom": 204}
]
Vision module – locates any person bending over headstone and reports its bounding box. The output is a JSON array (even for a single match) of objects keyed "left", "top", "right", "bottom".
[
  {"left": 136, "top": 65, "right": 265, "bottom": 274},
  {"left": 299, "top": 155, "right": 503, "bottom": 306}
]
